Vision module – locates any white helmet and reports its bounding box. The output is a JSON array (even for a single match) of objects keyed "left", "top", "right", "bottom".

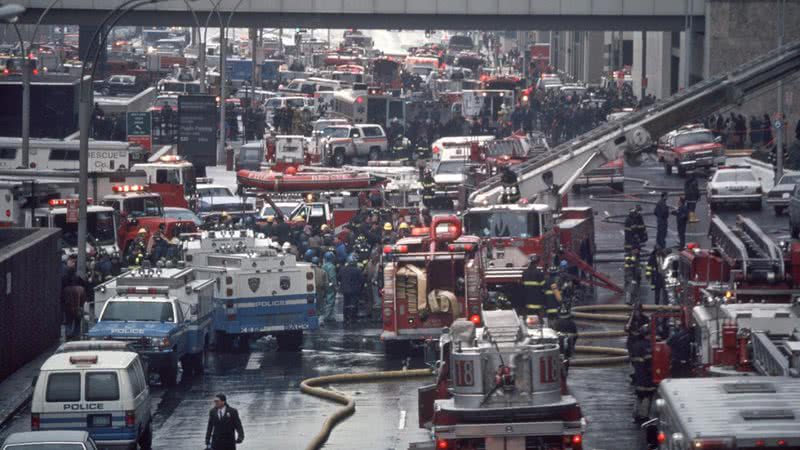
[{"left": 282, "top": 242, "right": 291, "bottom": 251}]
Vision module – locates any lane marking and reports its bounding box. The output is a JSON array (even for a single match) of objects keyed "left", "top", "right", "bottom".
[
  {"left": 398, "top": 410, "right": 407, "bottom": 430},
  {"left": 245, "top": 352, "right": 264, "bottom": 370}
]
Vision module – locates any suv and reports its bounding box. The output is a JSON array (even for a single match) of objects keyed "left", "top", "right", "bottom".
[
  {"left": 101, "top": 75, "right": 139, "bottom": 96},
  {"left": 657, "top": 124, "right": 725, "bottom": 176},
  {"left": 323, "top": 124, "right": 388, "bottom": 167}
]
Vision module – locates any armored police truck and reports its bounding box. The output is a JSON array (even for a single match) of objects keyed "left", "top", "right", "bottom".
[
  {"left": 87, "top": 267, "right": 217, "bottom": 385},
  {"left": 184, "top": 230, "right": 317, "bottom": 351}
]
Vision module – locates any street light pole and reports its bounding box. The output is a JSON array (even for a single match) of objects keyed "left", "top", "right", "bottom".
[
  {"left": 10, "top": 23, "right": 30, "bottom": 170},
  {"left": 775, "top": 0, "right": 786, "bottom": 181},
  {"left": 216, "top": 0, "right": 246, "bottom": 164}
]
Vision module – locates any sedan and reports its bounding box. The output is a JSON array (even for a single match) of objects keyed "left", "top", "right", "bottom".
[
  {"left": 163, "top": 206, "right": 204, "bottom": 226},
  {"left": 766, "top": 173, "right": 800, "bottom": 215},
  {"left": 2, "top": 431, "right": 97, "bottom": 450},
  {"left": 707, "top": 167, "right": 763, "bottom": 210},
  {"left": 196, "top": 184, "right": 254, "bottom": 215}
]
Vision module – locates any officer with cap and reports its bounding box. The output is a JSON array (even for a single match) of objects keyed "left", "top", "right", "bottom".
[{"left": 520, "top": 254, "right": 546, "bottom": 317}]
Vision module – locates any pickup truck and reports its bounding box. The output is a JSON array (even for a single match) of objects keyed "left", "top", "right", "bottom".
[
  {"left": 87, "top": 268, "right": 217, "bottom": 385},
  {"left": 657, "top": 124, "right": 726, "bottom": 176},
  {"left": 322, "top": 124, "right": 388, "bottom": 166}
]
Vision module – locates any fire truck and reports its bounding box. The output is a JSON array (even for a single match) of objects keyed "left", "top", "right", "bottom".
[
  {"left": 648, "top": 377, "right": 800, "bottom": 450},
  {"left": 100, "top": 184, "right": 197, "bottom": 254},
  {"left": 381, "top": 215, "right": 485, "bottom": 353},
  {"left": 131, "top": 155, "right": 197, "bottom": 208},
  {"left": 33, "top": 198, "right": 119, "bottom": 256},
  {"left": 88, "top": 267, "right": 217, "bottom": 385},
  {"left": 184, "top": 230, "right": 317, "bottom": 351},
  {"left": 413, "top": 310, "right": 585, "bottom": 450}
]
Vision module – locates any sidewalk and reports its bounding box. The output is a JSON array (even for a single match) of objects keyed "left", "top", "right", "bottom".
[{"left": 0, "top": 343, "right": 59, "bottom": 428}]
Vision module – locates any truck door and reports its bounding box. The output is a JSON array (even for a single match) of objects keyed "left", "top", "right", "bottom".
[{"left": 350, "top": 128, "right": 364, "bottom": 153}]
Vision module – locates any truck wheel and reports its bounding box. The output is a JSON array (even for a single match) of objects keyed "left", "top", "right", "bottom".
[
  {"left": 160, "top": 367, "right": 177, "bottom": 387},
  {"left": 384, "top": 340, "right": 411, "bottom": 355},
  {"left": 276, "top": 331, "right": 303, "bottom": 351},
  {"left": 664, "top": 164, "right": 672, "bottom": 176},
  {"left": 139, "top": 422, "right": 153, "bottom": 450},
  {"left": 368, "top": 147, "right": 380, "bottom": 161},
  {"left": 612, "top": 182, "right": 625, "bottom": 192},
  {"left": 775, "top": 206, "right": 786, "bottom": 216},
  {"left": 333, "top": 149, "right": 346, "bottom": 167}
]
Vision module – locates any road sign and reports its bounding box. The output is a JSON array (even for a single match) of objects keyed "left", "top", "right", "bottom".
[
  {"left": 127, "top": 112, "right": 152, "bottom": 151},
  {"left": 774, "top": 120, "right": 783, "bottom": 129},
  {"left": 66, "top": 199, "right": 78, "bottom": 224},
  {"left": 178, "top": 95, "right": 217, "bottom": 176}
]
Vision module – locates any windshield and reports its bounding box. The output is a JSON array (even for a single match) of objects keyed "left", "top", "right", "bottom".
[
  {"left": 464, "top": 211, "right": 540, "bottom": 238},
  {"left": 198, "top": 187, "right": 234, "bottom": 197},
  {"left": 715, "top": 170, "right": 756, "bottom": 183},
  {"left": 54, "top": 211, "right": 116, "bottom": 247},
  {"left": 410, "top": 66, "right": 433, "bottom": 76},
  {"left": 778, "top": 175, "right": 800, "bottom": 185},
  {"left": 100, "top": 301, "right": 175, "bottom": 322},
  {"left": 434, "top": 160, "right": 467, "bottom": 175},
  {"left": 164, "top": 208, "right": 202, "bottom": 226},
  {"left": 123, "top": 196, "right": 163, "bottom": 218},
  {"left": 286, "top": 99, "right": 306, "bottom": 108},
  {"left": 185, "top": 83, "right": 201, "bottom": 94},
  {"left": 161, "top": 82, "right": 185, "bottom": 92},
  {"left": 674, "top": 131, "right": 714, "bottom": 147},
  {"left": 324, "top": 127, "right": 350, "bottom": 138}
]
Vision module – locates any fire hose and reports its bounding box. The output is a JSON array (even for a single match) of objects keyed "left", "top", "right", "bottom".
[{"left": 300, "top": 368, "right": 433, "bottom": 450}]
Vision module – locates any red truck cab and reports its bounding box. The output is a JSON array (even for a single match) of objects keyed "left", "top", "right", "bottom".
[
  {"left": 101, "top": 184, "right": 197, "bottom": 253},
  {"left": 132, "top": 155, "right": 196, "bottom": 208},
  {"left": 657, "top": 124, "right": 725, "bottom": 176}
]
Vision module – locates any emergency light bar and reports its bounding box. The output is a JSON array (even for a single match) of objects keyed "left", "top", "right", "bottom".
[
  {"left": 159, "top": 155, "right": 183, "bottom": 163},
  {"left": 125, "top": 286, "right": 169, "bottom": 295},
  {"left": 447, "top": 243, "right": 475, "bottom": 252},
  {"left": 112, "top": 184, "right": 146, "bottom": 193},
  {"left": 69, "top": 355, "right": 98, "bottom": 365},
  {"left": 383, "top": 244, "right": 409, "bottom": 254},
  {"left": 48, "top": 198, "right": 92, "bottom": 207},
  {"left": 410, "top": 227, "right": 429, "bottom": 236}
]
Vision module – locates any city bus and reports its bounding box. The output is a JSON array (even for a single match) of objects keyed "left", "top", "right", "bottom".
[{"left": 330, "top": 89, "right": 405, "bottom": 128}]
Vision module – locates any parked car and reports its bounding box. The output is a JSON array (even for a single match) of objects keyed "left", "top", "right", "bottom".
[
  {"left": 2, "top": 431, "right": 97, "bottom": 450},
  {"left": 766, "top": 173, "right": 800, "bottom": 215},
  {"left": 707, "top": 166, "right": 762, "bottom": 210},
  {"left": 196, "top": 184, "right": 254, "bottom": 214},
  {"left": 657, "top": 124, "right": 725, "bottom": 176},
  {"left": 163, "top": 206, "right": 204, "bottom": 227},
  {"left": 100, "top": 75, "right": 139, "bottom": 96},
  {"left": 322, "top": 124, "right": 388, "bottom": 166}
]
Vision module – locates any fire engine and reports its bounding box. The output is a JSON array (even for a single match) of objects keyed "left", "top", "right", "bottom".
[
  {"left": 648, "top": 377, "right": 800, "bottom": 450},
  {"left": 131, "top": 155, "right": 197, "bottom": 208},
  {"left": 33, "top": 198, "right": 119, "bottom": 256},
  {"left": 88, "top": 267, "right": 217, "bottom": 385},
  {"left": 380, "top": 215, "right": 485, "bottom": 353},
  {"left": 413, "top": 310, "right": 585, "bottom": 450},
  {"left": 100, "top": 184, "right": 197, "bottom": 253},
  {"left": 183, "top": 230, "right": 317, "bottom": 351}
]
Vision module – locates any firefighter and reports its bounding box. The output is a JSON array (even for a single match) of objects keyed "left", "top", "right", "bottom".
[
  {"left": 624, "top": 246, "right": 642, "bottom": 288},
  {"left": 666, "top": 324, "right": 693, "bottom": 378},
  {"left": 623, "top": 205, "right": 647, "bottom": 251},
  {"left": 630, "top": 324, "right": 656, "bottom": 423},
  {"left": 653, "top": 192, "right": 670, "bottom": 249},
  {"left": 646, "top": 246, "right": 666, "bottom": 305},
  {"left": 500, "top": 166, "right": 520, "bottom": 204},
  {"left": 382, "top": 222, "right": 396, "bottom": 243},
  {"left": 520, "top": 254, "right": 546, "bottom": 317},
  {"left": 553, "top": 305, "right": 578, "bottom": 361},
  {"left": 397, "top": 222, "right": 411, "bottom": 238},
  {"left": 420, "top": 169, "right": 436, "bottom": 209},
  {"left": 126, "top": 228, "right": 149, "bottom": 266},
  {"left": 544, "top": 281, "right": 561, "bottom": 324},
  {"left": 673, "top": 196, "right": 689, "bottom": 249},
  {"left": 320, "top": 252, "right": 338, "bottom": 325},
  {"left": 625, "top": 302, "right": 649, "bottom": 357},
  {"left": 684, "top": 174, "right": 700, "bottom": 223},
  {"left": 339, "top": 256, "right": 364, "bottom": 324}
]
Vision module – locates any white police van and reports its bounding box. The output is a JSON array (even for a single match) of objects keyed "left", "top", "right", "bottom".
[{"left": 31, "top": 349, "right": 152, "bottom": 450}]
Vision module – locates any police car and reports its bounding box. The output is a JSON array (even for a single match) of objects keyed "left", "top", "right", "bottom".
[
  {"left": 30, "top": 350, "right": 151, "bottom": 450},
  {"left": 707, "top": 166, "right": 763, "bottom": 210}
]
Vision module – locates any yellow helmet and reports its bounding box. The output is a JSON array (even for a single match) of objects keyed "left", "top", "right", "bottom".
[
  {"left": 383, "top": 222, "right": 393, "bottom": 231},
  {"left": 320, "top": 224, "right": 330, "bottom": 231},
  {"left": 398, "top": 222, "right": 409, "bottom": 230},
  {"left": 293, "top": 216, "right": 305, "bottom": 223},
  {"left": 266, "top": 215, "right": 274, "bottom": 222}
]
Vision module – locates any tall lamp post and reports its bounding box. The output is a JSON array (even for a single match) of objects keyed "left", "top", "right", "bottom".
[
  {"left": 76, "top": 0, "right": 176, "bottom": 277},
  {"left": 216, "top": 0, "right": 245, "bottom": 165}
]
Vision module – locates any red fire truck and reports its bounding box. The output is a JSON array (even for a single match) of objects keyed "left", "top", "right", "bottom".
[
  {"left": 380, "top": 215, "right": 486, "bottom": 353},
  {"left": 132, "top": 155, "right": 197, "bottom": 208},
  {"left": 100, "top": 184, "right": 197, "bottom": 253},
  {"left": 413, "top": 310, "right": 585, "bottom": 450}
]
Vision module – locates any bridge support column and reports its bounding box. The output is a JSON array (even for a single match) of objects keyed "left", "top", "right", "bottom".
[{"left": 78, "top": 25, "right": 106, "bottom": 73}]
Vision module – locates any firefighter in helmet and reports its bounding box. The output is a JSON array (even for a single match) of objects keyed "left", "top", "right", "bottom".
[
  {"left": 397, "top": 222, "right": 411, "bottom": 238},
  {"left": 420, "top": 168, "right": 436, "bottom": 209},
  {"left": 631, "top": 323, "right": 656, "bottom": 423},
  {"left": 500, "top": 166, "right": 520, "bottom": 204},
  {"left": 520, "top": 254, "right": 546, "bottom": 317},
  {"left": 624, "top": 205, "right": 647, "bottom": 251},
  {"left": 126, "top": 228, "right": 149, "bottom": 267}
]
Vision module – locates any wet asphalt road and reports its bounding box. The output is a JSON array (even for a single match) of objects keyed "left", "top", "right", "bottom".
[{"left": 0, "top": 155, "right": 785, "bottom": 450}]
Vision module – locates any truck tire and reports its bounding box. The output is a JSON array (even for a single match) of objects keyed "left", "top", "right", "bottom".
[
  {"left": 368, "top": 147, "right": 380, "bottom": 161},
  {"left": 384, "top": 340, "right": 411, "bottom": 355},
  {"left": 160, "top": 367, "right": 177, "bottom": 387},
  {"left": 276, "top": 330, "right": 303, "bottom": 351},
  {"left": 333, "top": 148, "right": 346, "bottom": 167},
  {"left": 139, "top": 422, "right": 153, "bottom": 450},
  {"left": 664, "top": 164, "right": 672, "bottom": 175}
]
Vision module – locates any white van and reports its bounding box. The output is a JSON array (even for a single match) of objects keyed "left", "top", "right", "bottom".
[{"left": 31, "top": 350, "right": 152, "bottom": 450}]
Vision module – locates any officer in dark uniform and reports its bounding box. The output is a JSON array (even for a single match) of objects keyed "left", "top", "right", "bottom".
[
  {"left": 520, "top": 254, "right": 546, "bottom": 317},
  {"left": 646, "top": 246, "right": 666, "bottom": 305},
  {"left": 653, "top": 192, "right": 670, "bottom": 249},
  {"left": 420, "top": 168, "right": 436, "bottom": 209},
  {"left": 624, "top": 205, "right": 647, "bottom": 251},
  {"left": 625, "top": 303, "right": 649, "bottom": 354},
  {"left": 630, "top": 326, "right": 656, "bottom": 423},
  {"left": 666, "top": 325, "right": 693, "bottom": 378},
  {"left": 205, "top": 394, "right": 244, "bottom": 450},
  {"left": 500, "top": 166, "right": 520, "bottom": 204}
]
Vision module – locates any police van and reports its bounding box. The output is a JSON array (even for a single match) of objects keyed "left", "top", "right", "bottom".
[{"left": 31, "top": 349, "right": 152, "bottom": 450}]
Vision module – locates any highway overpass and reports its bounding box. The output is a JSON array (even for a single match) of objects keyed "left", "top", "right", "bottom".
[{"left": 16, "top": 0, "right": 704, "bottom": 30}]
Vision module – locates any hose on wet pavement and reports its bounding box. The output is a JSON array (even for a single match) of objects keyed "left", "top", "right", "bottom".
[
  {"left": 572, "top": 303, "right": 681, "bottom": 322},
  {"left": 300, "top": 368, "right": 433, "bottom": 450}
]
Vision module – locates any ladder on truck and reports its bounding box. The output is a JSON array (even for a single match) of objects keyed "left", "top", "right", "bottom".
[
  {"left": 751, "top": 331, "right": 800, "bottom": 378},
  {"left": 708, "top": 215, "right": 785, "bottom": 281}
]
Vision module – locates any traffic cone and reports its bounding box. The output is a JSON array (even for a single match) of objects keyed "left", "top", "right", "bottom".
[{"left": 689, "top": 211, "right": 699, "bottom": 223}]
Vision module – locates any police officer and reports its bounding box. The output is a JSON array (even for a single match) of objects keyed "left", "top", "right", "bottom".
[
  {"left": 320, "top": 252, "right": 338, "bottom": 325},
  {"left": 673, "top": 197, "right": 689, "bottom": 249},
  {"left": 624, "top": 205, "right": 647, "bottom": 251},
  {"left": 520, "top": 254, "right": 546, "bottom": 317},
  {"left": 646, "top": 246, "right": 666, "bottom": 305},
  {"left": 420, "top": 168, "right": 436, "bottom": 209},
  {"left": 500, "top": 166, "right": 520, "bottom": 204},
  {"left": 653, "top": 192, "right": 670, "bottom": 249},
  {"left": 630, "top": 326, "right": 656, "bottom": 423}
]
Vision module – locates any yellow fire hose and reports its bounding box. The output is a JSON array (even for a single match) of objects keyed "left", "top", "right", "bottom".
[
  {"left": 300, "top": 368, "right": 433, "bottom": 450},
  {"left": 572, "top": 304, "right": 681, "bottom": 322}
]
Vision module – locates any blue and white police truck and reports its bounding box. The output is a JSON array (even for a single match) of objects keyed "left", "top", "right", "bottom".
[
  {"left": 184, "top": 230, "right": 318, "bottom": 351},
  {"left": 87, "top": 267, "right": 217, "bottom": 385}
]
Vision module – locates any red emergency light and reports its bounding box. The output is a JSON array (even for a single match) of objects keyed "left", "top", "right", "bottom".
[
  {"left": 159, "top": 155, "right": 182, "bottom": 163},
  {"left": 410, "top": 227, "right": 429, "bottom": 236},
  {"left": 112, "top": 184, "right": 145, "bottom": 193},
  {"left": 447, "top": 243, "right": 474, "bottom": 252},
  {"left": 436, "top": 440, "right": 450, "bottom": 450},
  {"left": 355, "top": 96, "right": 364, "bottom": 104},
  {"left": 48, "top": 199, "right": 68, "bottom": 207},
  {"left": 469, "top": 314, "right": 481, "bottom": 326}
]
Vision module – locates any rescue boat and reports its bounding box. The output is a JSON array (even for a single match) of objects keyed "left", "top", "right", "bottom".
[{"left": 236, "top": 168, "right": 383, "bottom": 192}]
